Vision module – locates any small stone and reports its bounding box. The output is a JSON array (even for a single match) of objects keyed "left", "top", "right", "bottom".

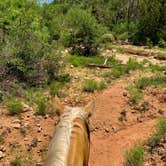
[
  {"left": 38, "top": 139, "right": 42, "bottom": 142},
  {"left": 12, "top": 123, "right": 21, "bottom": 129},
  {"left": 24, "top": 138, "right": 28, "bottom": 141},
  {"left": 44, "top": 133, "right": 48, "bottom": 137},
  {"left": 104, "top": 128, "right": 110, "bottom": 133},
  {"left": 36, "top": 124, "right": 41, "bottom": 127},
  {"left": 38, "top": 127, "right": 42, "bottom": 133},
  {"left": 44, "top": 114, "right": 49, "bottom": 119},
  {"left": 0, "top": 146, "right": 5, "bottom": 152},
  {"left": 0, "top": 151, "right": 4, "bottom": 159},
  {"left": 12, "top": 119, "right": 21, "bottom": 124},
  {"left": 36, "top": 162, "right": 43, "bottom": 166},
  {"left": 123, "top": 91, "right": 128, "bottom": 97},
  {"left": 70, "top": 65, "right": 74, "bottom": 68}
]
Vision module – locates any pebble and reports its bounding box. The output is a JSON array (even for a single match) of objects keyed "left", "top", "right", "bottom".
[
  {"left": 38, "top": 127, "right": 42, "bottom": 133},
  {"left": 0, "top": 151, "right": 5, "bottom": 159},
  {"left": 36, "top": 163, "right": 43, "bottom": 166},
  {"left": 24, "top": 138, "right": 28, "bottom": 141},
  {"left": 12, "top": 123, "right": 21, "bottom": 129},
  {"left": 36, "top": 124, "right": 41, "bottom": 127},
  {"left": 0, "top": 146, "right": 5, "bottom": 152},
  {"left": 12, "top": 119, "right": 21, "bottom": 124}
]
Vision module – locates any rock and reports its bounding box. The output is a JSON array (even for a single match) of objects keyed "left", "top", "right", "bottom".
[
  {"left": 36, "top": 163, "right": 43, "bottom": 166},
  {"left": 0, "top": 151, "right": 5, "bottom": 159},
  {"left": 44, "top": 114, "right": 49, "bottom": 119},
  {"left": 70, "top": 65, "right": 74, "bottom": 68},
  {"left": 43, "top": 133, "right": 48, "bottom": 137},
  {"left": 123, "top": 91, "right": 128, "bottom": 97},
  {"left": 22, "top": 103, "right": 33, "bottom": 112},
  {"left": 12, "top": 123, "right": 21, "bottom": 129},
  {"left": 0, "top": 146, "right": 5, "bottom": 152},
  {"left": 38, "top": 127, "right": 42, "bottom": 133},
  {"left": 104, "top": 127, "right": 110, "bottom": 133},
  {"left": 12, "top": 119, "right": 21, "bottom": 124},
  {"left": 36, "top": 124, "right": 41, "bottom": 127},
  {"left": 24, "top": 138, "right": 28, "bottom": 141}
]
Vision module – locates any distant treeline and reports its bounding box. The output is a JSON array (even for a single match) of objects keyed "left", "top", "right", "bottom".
[{"left": 0, "top": 0, "right": 165, "bottom": 89}]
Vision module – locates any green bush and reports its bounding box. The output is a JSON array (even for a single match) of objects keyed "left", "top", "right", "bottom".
[
  {"left": 34, "top": 93, "right": 48, "bottom": 116},
  {"left": 63, "top": 7, "right": 107, "bottom": 56},
  {"left": 158, "top": 38, "right": 166, "bottom": 48},
  {"left": 10, "top": 157, "right": 22, "bottom": 166},
  {"left": 125, "top": 145, "right": 144, "bottom": 166},
  {"left": 101, "top": 33, "right": 115, "bottom": 43},
  {"left": 6, "top": 98, "right": 22, "bottom": 115},
  {"left": 98, "top": 81, "right": 107, "bottom": 90}
]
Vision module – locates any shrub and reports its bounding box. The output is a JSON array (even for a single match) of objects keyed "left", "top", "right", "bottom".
[
  {"left": 125, "top": 145, "right": 144, "bottom": 166},
  {"left": 83, "top": 79, "right": 98, "bottom": 93},
  {"left": 63, "top": 7, "right": 107, "bottom": 56},
  {"left": 34, "top": 93, "right": 48, "bottom": 116},
  {"left": 6, "top": 98, "right": 22, "bottom": 115},
  {"left": 147, "top": 118, "right": 166, "bottom": 152},
  {"left": 158, "top": 38, "right": 166, "bottom": 48},
  {"left": 101, "top": 33, "right": 115, "bottom": 43},
  {"left": 10, "top": 157, "right": 22, "bottom": 166}
]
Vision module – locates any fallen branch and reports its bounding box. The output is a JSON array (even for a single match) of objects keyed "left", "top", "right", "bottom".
[{"left": 86, "top": 64, "right": 113, "bottom": 69}]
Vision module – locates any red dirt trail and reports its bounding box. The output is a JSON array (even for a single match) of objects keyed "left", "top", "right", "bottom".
[{"left": 89, "top": 80, "right": 157, "bottom": 166}]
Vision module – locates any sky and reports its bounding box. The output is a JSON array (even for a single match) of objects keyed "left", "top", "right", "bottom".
[{"left": 40, "top": 0, "right": 53, "bottom": 3}]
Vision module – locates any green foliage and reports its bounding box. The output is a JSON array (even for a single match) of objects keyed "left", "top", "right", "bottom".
[
  {"left": 101, "top": 33, "right": 115, "bottom": 43},
  {"left": 0, "top": 0, "right": 62, "bottom": 89},
  {"left": 49, "top": 81, "right": 65, "bottom": 97},
  {"left": 33, "top": 92, "right": 48, "bottom": 116},
  {"left": 67, "top": 55, "right": 104, "bottom": 67},
  {"left": 63, "top": 7, "right": 107, "bottom": 56},
  {"left": 135, "top": 74, "right": 166, "bottom": 90},
  {"left": 127, "top": 85, "right": 143, "bottom": 105},
  {"left": 147, "top": 118, "right": 166, "bottom": 152},
  {"left": 10, "top": 157, "right": 22, "bottom": 166},
  {"left": 83, "top": 79, "right": 98, "bottom": 93},
  {"left": 83, "top": 79, "right": 107, "bottom": 92},
  {"left": 125, "top": 145, "right": 144, "bottom": 166},
  {"left": 6, "top": 98, "right": 22, "bottom": 115}
]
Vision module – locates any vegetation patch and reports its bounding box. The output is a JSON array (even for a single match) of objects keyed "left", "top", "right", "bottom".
[
  {"left": 10, "top": 157, "right": 22, "bottom": 166},
  {"left": 124, "top": 145, "right": 144, "bottom": 166},
  {"left": 82, "top": 79, "right": 107, "bottom": 93},
  {"left": 6, "top": 98, "right": 23, "bottom": 115},
  {"left": 146, "top": 118, "right": 166, "bottom": 153}
]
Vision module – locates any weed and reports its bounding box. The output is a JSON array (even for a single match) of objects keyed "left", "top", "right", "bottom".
[
  {"left": 127, "top": 85, "right": 143, "bottom": 105},
  {"left": 135, "top": 74, "right": 166, "bottom": 90},
  {"left": 136, "top": 101, "right": 149, "bottom": 113},
  {"left": 0, "top": 134, "right": 4, "bottom": 145},
  {"left": 31, "top": 137, "right": 38, "bottom": 148},
  {"left": 124, "top": 145, "right": 144, "bottom": 166},
  {"left": 98, "top": 81, "right": 107, "bottom": 90},
  {"left": 118, "top": 110, "right": 127, "bottom": 122},
  {"left": 49, "top": 81, "right": 64, "bottom": 97},
  {"left": 67, "top": 55, "right": 104, "bottom": 67},
  {"left": 10, "top": 157, "right": 22, "bottom": 166},
  {"left": 20, "top": 127, "right": 26, "bottom": 137},
  {"left": 83, "top": 79, "right": 107, "bottom": 92},
  {"left": 147, "top": 118, "right": 166, "bottom": 152},
  {"left": 6, "top": 98, "right": 22, "bottom": 115},
  {"left": 83, "top": 79, "right": 98, "bottom": 93},
  {"left": 33, "top": 92, "right": 48, "bottom": 116}
]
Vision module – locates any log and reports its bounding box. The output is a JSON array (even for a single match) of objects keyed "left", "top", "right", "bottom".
[{"left": 86, "top": 64, "right": 113, "bottom": 69}]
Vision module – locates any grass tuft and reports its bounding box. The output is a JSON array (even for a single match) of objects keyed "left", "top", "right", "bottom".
[
  {"left": 6, "top": 98, "right": 22, "bottom": 115},
  {"left": 125, "top": 145, "right": 144, "bottom": 166},
  {"left": 10, "top": 157, "right": 22, "bottom": 166}
]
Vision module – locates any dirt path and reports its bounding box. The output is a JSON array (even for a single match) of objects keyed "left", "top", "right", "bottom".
[{"left": 89, "top": 79, "right": 158, "bottom": 166}]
